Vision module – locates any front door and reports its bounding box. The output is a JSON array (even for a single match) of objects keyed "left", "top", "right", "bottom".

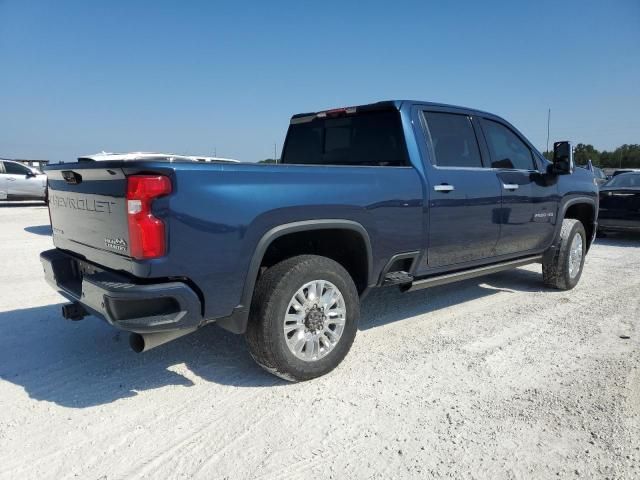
[
  {"left": 417, "top": 110, "right": 502, "bottom": 271},
  {"left": 478, "top": 118, "right": 558, "bottom": 255},
  {"left": 3, "top": 161, "right": 42, "bottom": 198}
]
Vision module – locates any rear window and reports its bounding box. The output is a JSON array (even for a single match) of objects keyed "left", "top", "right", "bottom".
[{"left": 281, "top": 110, "right": 409, "bottom": 167}]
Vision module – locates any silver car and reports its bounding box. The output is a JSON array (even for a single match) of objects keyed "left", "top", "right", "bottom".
[{"left": 0, "top": 160, "right": 48, "bottom": 202}]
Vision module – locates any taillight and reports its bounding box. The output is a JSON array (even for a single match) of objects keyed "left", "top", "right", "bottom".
[{"left": 126, "top": 175, "right": 172, "bottom": 259}]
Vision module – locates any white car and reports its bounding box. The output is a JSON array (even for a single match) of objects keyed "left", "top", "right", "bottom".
[
  {"left": 0, "top": 160, "right": 48, "bottom": 202},
  {"left": 79, "top": 152, "right": 241, "bottom": 163}
]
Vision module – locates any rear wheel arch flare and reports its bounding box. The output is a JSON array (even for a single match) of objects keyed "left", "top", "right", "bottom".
[{"left": 245, "top": 220, "right": 373, "bottom": 304}]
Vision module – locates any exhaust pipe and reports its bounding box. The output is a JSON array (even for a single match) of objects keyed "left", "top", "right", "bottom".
[
  {"left": 129, "top": 327, "right": 197, "bottom": 353},
  {"left": 61, "top": 302, "right": 87, "bottom": 321}
]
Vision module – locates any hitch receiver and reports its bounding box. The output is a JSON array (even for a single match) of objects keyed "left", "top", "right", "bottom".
[{"left": 61, "top": 302, "right": 88, "bottom": 321}]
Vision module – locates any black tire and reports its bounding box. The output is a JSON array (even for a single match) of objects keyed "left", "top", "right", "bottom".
[
  {"left": 542, "top": 219, "right": 587, "bottom": 290},
  {"left": 245, "top": 254, "right": 360, "bottom": 382}
]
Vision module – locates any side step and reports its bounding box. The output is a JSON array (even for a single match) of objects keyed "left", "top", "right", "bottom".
[
  {"left": 404, "top": 255, "right": 542, "bottom": 292},
  {"left": 383, "top": 270, "right": 414, "bottom": 286}
]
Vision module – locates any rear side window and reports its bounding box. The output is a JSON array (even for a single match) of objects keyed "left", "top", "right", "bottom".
[
  {"left": 481, "top": 119, "right": 535, "bottom": 170},
  {"left": 281, "top": 110, "right": 409, "bottom": 167},
  {"left": 422, "top": 112, "right": 483, "bottom": 168}
]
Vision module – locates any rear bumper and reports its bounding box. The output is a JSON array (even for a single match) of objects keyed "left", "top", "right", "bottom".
[{"left": 40, "top": 249, "right": 203, "bottom": 333}]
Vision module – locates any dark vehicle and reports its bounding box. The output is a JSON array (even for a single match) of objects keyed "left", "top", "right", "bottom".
[
  {"left": 612, "top": 169, "right": 640, "bottom": 177},
  {"left": 40, "top": 101, "right": 598, "bottom": 381},
  {"left": 598, "top": 172, "right": 640, "bottom": 234}
]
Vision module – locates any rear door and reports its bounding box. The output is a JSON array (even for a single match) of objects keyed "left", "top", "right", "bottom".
[
  {"left": 599, "top": 174, "right": 640, "bottom": 228},
  {"left": 416, "top": 109, "right": 502, "bottom": 270},
  {"left": 477, "top": 118, "right": 558, "bottom": 255}
]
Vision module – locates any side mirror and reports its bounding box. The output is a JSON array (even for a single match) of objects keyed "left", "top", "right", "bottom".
[
  {"left": 552, "top": 141, "right": 574, "bottom": 174},
  {"left": 26, "top": 171, "right": 36, "bottom": 178}
]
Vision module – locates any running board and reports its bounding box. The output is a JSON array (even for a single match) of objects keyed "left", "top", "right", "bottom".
[{"left": 404, "top": 255, "right": 542, "bottom": 292}]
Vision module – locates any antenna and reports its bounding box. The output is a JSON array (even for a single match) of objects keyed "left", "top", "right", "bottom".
[{"left": 546, "top": 108, "right": 551, "bottom": 154}]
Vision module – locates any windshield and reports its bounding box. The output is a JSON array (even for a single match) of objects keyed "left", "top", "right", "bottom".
[{"left": 603, "top": 173, "right": 640, "bottom": 188}]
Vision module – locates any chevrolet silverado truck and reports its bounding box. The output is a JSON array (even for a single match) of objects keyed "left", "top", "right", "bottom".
[{"left": 41, "top": 100, "right": 598, "bottom": 381}]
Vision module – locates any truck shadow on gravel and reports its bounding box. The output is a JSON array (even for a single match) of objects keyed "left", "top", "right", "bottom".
[
  {"left": 0, "top": 267, "right": 549, "bottom": 408},
  {"left": 24, "top": 224, "right": 52, "bottom": 236},
  {"left": 0, "top": 305, "right": 282, "bottom": 408},
  {"left": 359, "top": 267, "right": 547, "bottom": 330}
]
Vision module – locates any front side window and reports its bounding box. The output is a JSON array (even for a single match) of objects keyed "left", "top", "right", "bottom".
[
  {"left": 422, "top": 112, "right": 483, "bottom": 168},
  {"left": 481, "top": 119, "right": 535, "bottom": 170},
  {"left": 2, "top": 162, "right": 31, "bottom": 175},
  {"left": 281, "top": 110, "right": 409, "bottom": 167}
]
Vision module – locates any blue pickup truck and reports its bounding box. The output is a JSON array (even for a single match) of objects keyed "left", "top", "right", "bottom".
[{"left": 41, "top": 100, "right": 598, "bottom": 381}]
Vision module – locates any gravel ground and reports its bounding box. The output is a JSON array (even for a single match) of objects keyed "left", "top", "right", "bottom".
[{"left": 0, "top": 202, "right": 638, "bottom": 479}]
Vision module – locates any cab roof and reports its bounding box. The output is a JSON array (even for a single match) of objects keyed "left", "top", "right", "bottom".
[{"left": 290, "top": 100, "right": 494, "bottom": 121}]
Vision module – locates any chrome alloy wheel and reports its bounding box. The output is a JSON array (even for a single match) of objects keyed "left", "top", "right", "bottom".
[
  {"left": 568, "top": 233, "right": 584, "bottom": 279},
  {"left": 283, "top": 280, "right": 346, "bottom": 362}
]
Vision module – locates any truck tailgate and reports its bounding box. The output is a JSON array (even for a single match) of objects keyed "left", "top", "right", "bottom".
[{"left": 47, "top": 167, "right": 131, "bottom": 257}]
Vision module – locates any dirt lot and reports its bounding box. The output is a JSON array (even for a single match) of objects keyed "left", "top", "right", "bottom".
[{"left": 0, "top": 202, "right": 638, "bottom": 479}]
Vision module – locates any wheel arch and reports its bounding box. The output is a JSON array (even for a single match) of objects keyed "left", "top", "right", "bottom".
[
  {"left": 216, "top": 219, "right": 373, "bottom": 334},
  {"left": 556, "top": 197, "right": 597, "bottom": 251}
]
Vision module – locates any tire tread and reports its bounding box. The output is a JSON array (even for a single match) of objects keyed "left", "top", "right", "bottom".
[{"left": 542, "top": 218, "right": 585, "bottom": 290}]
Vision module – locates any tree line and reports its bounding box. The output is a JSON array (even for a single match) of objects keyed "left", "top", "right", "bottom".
[{"left": 543, "top": 144, "right": 640, "bottom": 169}]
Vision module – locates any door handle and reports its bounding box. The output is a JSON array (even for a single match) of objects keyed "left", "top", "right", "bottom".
[
  {"left": 502, "top": 183, "right": 519, "bottom": 190},
  {"left": 434, "top": 184, "right": 454, "bottom": 192},
  {"left": 7, "top": 178, "right": 16, "bottom": 182}
]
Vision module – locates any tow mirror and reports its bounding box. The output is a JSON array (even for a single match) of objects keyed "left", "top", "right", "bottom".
[{"left": 552, "top": 141, "right": 574, "bottom": 174}]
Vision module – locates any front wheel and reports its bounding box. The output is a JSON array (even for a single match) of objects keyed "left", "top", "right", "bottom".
[
  {"left": 542, "top": 218, "right": 587, "bottom": 290},
  {"left": 245, "top": 255, "right": 360, "bottom": 381}
]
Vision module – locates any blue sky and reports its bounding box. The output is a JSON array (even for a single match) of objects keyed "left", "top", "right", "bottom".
[{"left": 1, "top": 0, "right": 638, "bottom": 162}]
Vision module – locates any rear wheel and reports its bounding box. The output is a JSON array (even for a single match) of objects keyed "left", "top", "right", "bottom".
[
  {"left": 245, "top": 255, "right": 359, "bottom": 381},
  {"left": 542, "top": 218, "right": 586, "bottom": 290}
]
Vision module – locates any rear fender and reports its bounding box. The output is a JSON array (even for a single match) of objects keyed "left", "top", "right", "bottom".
[{"left": 215, "top": 219, "right": 373, "bottom": 334}]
